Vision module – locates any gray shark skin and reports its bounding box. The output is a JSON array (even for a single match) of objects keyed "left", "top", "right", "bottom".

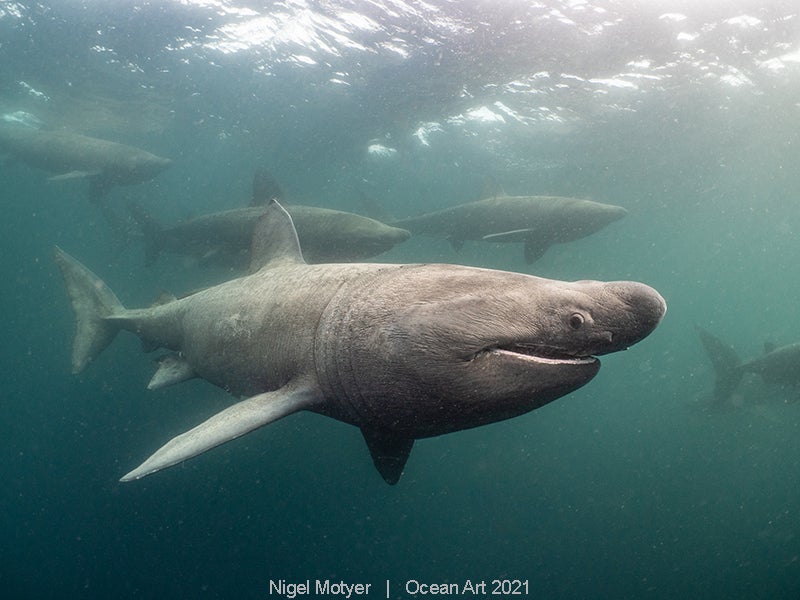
[
  {"left": 393, "top": 195, "right": 627, "bottom": 263},
  {"left": 0, "top": 123, "right": 172, "bottom": 198},
  {"left": 130, "top": 204, "right": 411, "bottom": 266},
  {"left": 55, "top": 201, "right": 666, "bottom": 485},
  {"left": 696, "top": 326, "right": 800, "bottom": 402}
]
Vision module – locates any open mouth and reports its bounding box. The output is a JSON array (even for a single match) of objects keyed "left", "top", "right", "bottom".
[{"left": 481, "top": 344, "right": 598, "bottom": 366}]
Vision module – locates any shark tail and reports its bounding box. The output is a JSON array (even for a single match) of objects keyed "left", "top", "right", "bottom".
[
  {"left": 695, "top": 325, "right": 744, "bottom": 402},
  {"left": 128, "top": 203, "right": 163, "bottom": 266},
  {"left": 54, "top": 247, "right": 126, "bottom": 374}
]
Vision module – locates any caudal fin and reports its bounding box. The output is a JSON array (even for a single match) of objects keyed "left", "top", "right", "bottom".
[
  {"left": 54, "top": 247, "right": 125, "bottom": 373},
  {"left": 695, "top": 325, "right": 743, "bottom": 402}
]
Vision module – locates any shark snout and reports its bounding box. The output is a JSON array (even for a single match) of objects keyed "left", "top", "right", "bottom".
[
  {"left": 154, "top": 156, "right": 173, "bottom": 172},
  {"left": 595, "top": 281, "right": 666, "bottom": 354},
  {"left": 634, "top": 282, "right": 667, "bottom": 325},
  {"left": 142, "top": 155, "right": 173, "bottom": 175},
  {"left": 594, "top": 330, "right": 614, "bottom": 344}
]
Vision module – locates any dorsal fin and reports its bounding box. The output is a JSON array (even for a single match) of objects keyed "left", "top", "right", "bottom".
[
  {"left": 764, "top": 342, "right": 776, "bottom": 354},
  {"left": 151, "top": 291, "right": 177, "bottom": 307},
  {"left": 249, "top": 200, "right": 306, "bottom": 273},
  {"left": 250, "top": 166, "right": 285, "bottom": 206}
]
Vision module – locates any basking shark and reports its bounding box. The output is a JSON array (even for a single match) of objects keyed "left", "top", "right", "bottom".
[
  {"left": 55, "top": 201, "right": 666, "bottom": 484},
  {"left": 696, "top": 326, "right": 800, "bottom": 402},
  {"left": 393, "top": 195, "right": 627, "bottom": 263},
  {"left": 130, "top": 204, "right": 411, "bottom": 266},
  {"left": 0, "top": 123, "right": 172, "bottom": 198}
]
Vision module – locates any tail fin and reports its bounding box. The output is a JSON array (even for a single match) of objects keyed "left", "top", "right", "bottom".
[
  {"left": 695, "top": 325, "right": 743, "bottom": 402},
  {"left": 54, "top": 247, "right": 125, "bottom": 373},
  {"left": 127, "top": 203, "right": 163, "bottom": 266}
]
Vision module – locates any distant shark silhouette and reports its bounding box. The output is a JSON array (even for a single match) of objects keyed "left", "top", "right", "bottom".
[
  {"left": 130, "top": 170, "right": 410, "bottom": 266},
  {"left": 696, "top": 325, "right": 800, "bottom": 402},
  {"left": 393, "top": 195, "right": 627, "bottom": 263},
  {"left": 0, "top": 122, "right": 171, "bottom": 199},
  {"left": 130, "top": 204, "right": 412, "bottom": 266}
]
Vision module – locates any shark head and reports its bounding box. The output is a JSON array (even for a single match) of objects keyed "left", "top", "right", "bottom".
[
  {"left": 120, "top": 151, "right": 172, "bottom": 183},
  {"left": 564, "top": 198, "right": 628, "bottom": 234},
  {"left": 328, "top": 266, "right": 666, "bottom": 437},
  {"left": 597, "top": 202, "right": 627, "bottom": 227},
  {"left": 138, "top": 153, "right": 173, "bottom": 177},
  {"left": 337, "top": 220, "right": 411, "bottom": 259},
  {"left": 289, "top": 206, "right": 411, "bottom": 262}
]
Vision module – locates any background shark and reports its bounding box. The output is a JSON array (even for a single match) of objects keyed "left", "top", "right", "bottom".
[
  {"left": 696, "top": 325, "right": 800, "bottom": 403},
  {"left": 130, "top": 167, "right": 410, "bottom": 266},
  {"left": 130, "top": 203, "right": 411, "bottom": 266},
  {"left": 393, "top": 195, "right": 627, "bottom": 263},
  {"left": 0, "top": 122, "right": 172, "bottom": 199}
]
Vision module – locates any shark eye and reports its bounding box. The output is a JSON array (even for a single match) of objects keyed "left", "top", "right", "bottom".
[{"left": 568, "top": 313, "right": 585, "bottom": 330}]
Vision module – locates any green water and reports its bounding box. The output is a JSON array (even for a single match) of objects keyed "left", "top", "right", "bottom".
[{"left": 1, "top": 1, "right": 799, "bottom": 598}]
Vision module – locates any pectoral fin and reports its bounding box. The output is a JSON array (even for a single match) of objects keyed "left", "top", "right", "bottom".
[
  {"left": 147, "top": 353, "right": 196, "bottom": 390},
  {"left": 481, "top": 230, "right": 551, "bottom": 262},
  {"left": 524, "top": 237, "right": 550, "bottom": 263},
  {"left": 361, "top": 428, "right": 414, "bottom": 485},
  {"left": 120, "top": 381, "right": 318, "bottom": 481}
]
